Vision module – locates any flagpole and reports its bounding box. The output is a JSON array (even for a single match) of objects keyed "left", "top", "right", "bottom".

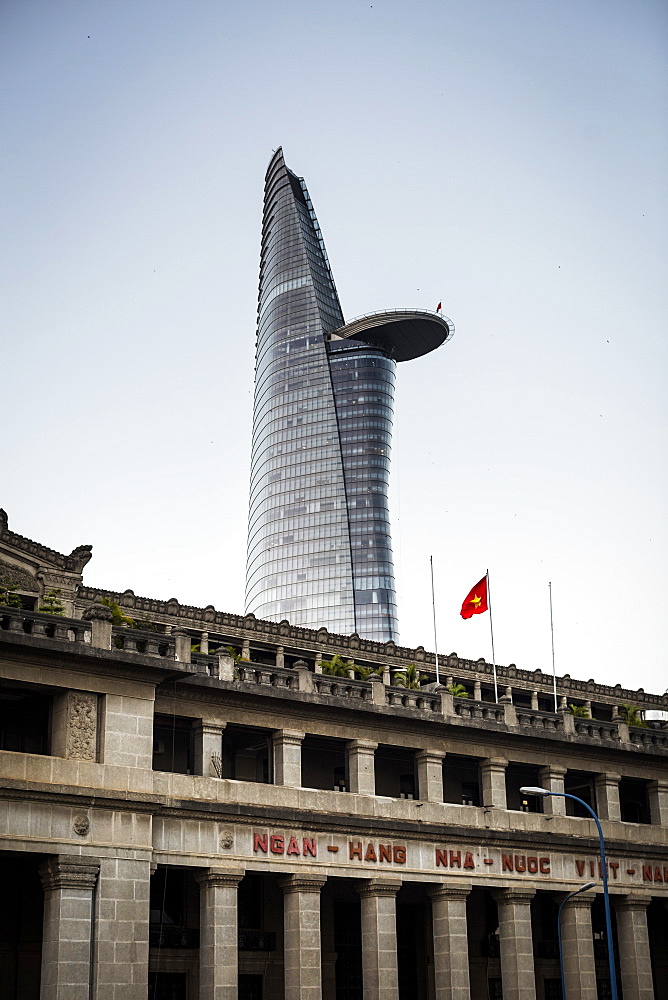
[
  {"left": 486, "top": 569, "right": 498, "bottom": 703},
  {"left": 549, "top": 581, "right": 558, "bottom": 713},
  {"left": 430, "top": 555, "right": 440, "bottom": 685}
]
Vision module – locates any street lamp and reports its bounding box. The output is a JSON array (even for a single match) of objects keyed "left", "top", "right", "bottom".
[
  {"left": 519, "top": 786, "right": 618, "bottom": 1000},
  {"left": 557, "top": 881, "right": 596, "bottom": 999}
]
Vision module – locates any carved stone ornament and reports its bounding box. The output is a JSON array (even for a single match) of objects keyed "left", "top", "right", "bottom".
[
  {"left": 67, "top": 692, "right": 97, "bottom": 760},
  {"left": 0, "top": 559, "right": 39, "bottom": 593},
  {"left": 219, "top": 829, "right": 234, "bottom": 850},
  {"left": 82, "top": 601, "right": 114, "bottom": 623},
  {"left": 73, "top": 814, "right": 90, "bottom": 836}
]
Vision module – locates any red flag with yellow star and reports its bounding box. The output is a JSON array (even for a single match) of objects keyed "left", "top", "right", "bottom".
[{"left": 460, "top": 576, "right": 488, "bottom": 619}]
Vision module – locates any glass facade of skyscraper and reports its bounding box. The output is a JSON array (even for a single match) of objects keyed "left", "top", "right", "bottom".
[{"left": 246, "top": 150, "right": 453, "bottom": 641}]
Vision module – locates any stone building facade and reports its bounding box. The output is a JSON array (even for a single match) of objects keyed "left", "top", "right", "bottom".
[{"left": 0, "top": 513, "right": 666, "bottom": 999}]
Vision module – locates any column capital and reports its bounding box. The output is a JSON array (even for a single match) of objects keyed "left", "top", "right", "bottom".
[
  {"left": 539, "top": 764, "right": 567, "bottom": 778},
  {"left": 272, "top": 728, "right": 305, "bottom": 746},
  {"left": 648, "top": 778, "right": 668, "bottom": 792},
  {"left": 347, "top": 738, "right": 378, "bottom": 752},
  {"left": 492, "top": 887, "right": 536, "bottom": 906},
  {"left": 39, "top": 854, "right": 100, "bottom": 892},
  {"left": 193, "top": 720, "right": 226, "bottom": 736},
  {"left": 595, "top": 771, "right": 621, "bottom": 785},
  {"left": 428, "top": 881, "right": 472, "bottom": 901},
  {"left": 481, "top": 756, "right": 508, "bottom": 771},
  {"left": 614, "top": 892, "right": 652, "bottom": 912},
  {"left": 557, "top": 891, "right": 595, "bottom": 910},
  {"left": 357, "top": 877, "right": 402, "bottom": 899},
  {"left": 415, "top": 749, "right": 446, "bottom": 763},
  {"left": 278, "top": 873, "right": 327, "bottom": 894},
  {"left": 195, "top": 866, "right": 245, "bottom": 889}
]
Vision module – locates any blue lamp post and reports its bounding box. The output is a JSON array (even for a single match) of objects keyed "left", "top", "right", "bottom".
[
  {"left": 520, "top": 786, "right": 618, "bottom": 1000},
  {"left": 557, "top": 881, "right": 596, "bottom": 999}
]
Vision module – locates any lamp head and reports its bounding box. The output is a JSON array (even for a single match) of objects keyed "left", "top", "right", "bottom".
[{"left": 520, "top": 786, "right": 549, "bottom": 797}]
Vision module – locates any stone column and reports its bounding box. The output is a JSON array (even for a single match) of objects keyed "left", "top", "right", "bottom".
[
  {"left": 93, "top": 856, "right": 152, "bottom": 998},
  {"left": 648, "top": 779, "right": 668, "bottom": 825},
  {"left": 193, "top": 721, "right": 226, "bottom": 777},
  {"left": 538, "top": 765, "right": 567, "bottom": 815},
  {"left": 559, "top": 893, "right": 597, "bottom": 1000},
  {"left": 492, "top": 888, "right": 536, "bottom": 1000},
  {"left": 357, "top": 878, "right": 402, "bottom": 1000},
  {"left": 347, "top": 739, "right": 378, "bottom": 795},
  {"left": 615, "top": 894, "right": 654, "bottom": 1000},
  {"left": 272, "top": 729, "right": 304, "bottom": 787},
  {"left": 39, "top": 855, "right": 100, "bottom": 1000},
  {"left": 481, "top": 758, "right": 507, "bottom": 809},
  {"left": 594, "top": 772, "right": 621, "bottom": 821},
  {"left": 196, "top": 867, "right": 244, "bottom": 1000},
  {"left": 279, "top": 874, "right": 327, "bottom": 1000},
  {"left": 429, "top": 883, "right": 471, "bottom": 1000},
  {"left": 416, "top": 750, "right": 445, "bottom": 803},
  {"left": 276, "top": 645, "right": 285, "bottom": 668}
]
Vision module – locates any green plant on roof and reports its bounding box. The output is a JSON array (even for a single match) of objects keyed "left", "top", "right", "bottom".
[
  {"left": 225, "top": 645, "right": 251, "bottom": 663},
  {"left": 618, "top": 704, "right": 647, "bottom": 728},
  {"left": 0, "top": 581, "right": 22, "bottom": 609},
  {"left": 100, "top": 597, "right": 135, "bottom": 627},
  {"left": 320, "top": 653, "right": 355, "bottom": 677},
  {"left": 568, "top": 703, "right": 590, "bottom": 718},
  {"left": 446, "top": 682, "right": 469, "bottom": 699},
  {"left": 38, "top": 588, "right": 66, "bottom": 616},
  {"left": 353, "top": 664, "right": 382, "bottom": 681},
  {"left": 392, "top": 664, "right": 427, "bottom": 690}
]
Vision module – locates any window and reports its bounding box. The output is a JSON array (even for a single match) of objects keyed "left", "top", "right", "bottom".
[{"left": 152, "top": 715, "right": 193, "bottom": 774}]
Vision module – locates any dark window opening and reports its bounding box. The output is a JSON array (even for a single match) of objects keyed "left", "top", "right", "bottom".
[
  {"left": 375, "top": 745, "right": 417, "bottom": 799},
  {"left": 334, "top": 901, "right": 363, "bottom": 1000},
  {"left": 0, "top": 685, "right": 51, "bottom": 755},
  {"left": 467, "top": 887, "right": 500, "bottom": 958},
  {"left": 223, "top": 724, "right": 270, "bottom": 783},
  {"left": 506, "top": 763, "right": 543, "bottom": 812},
  {"left": 149, "top": 867, "right": 199, "bottom": 949},
  {"left": 302, "top": 735, "right": 348, "bottom": 791},
  {"left": 397, "top": 901, "right": 428, "bottom": 1000},
  {"left": 443, "top": 755, "right": 481, "bottom": 806},
  {"left": 564, "top": 770, "right": 597, "bottom": 817},
  {"left": 0, "top": 851, "right": 44, "bottom": 1000},
  {"left": 538, "top": 695, "right": 557, "bottom": 713},
  {"left": 619, "top": 777, "right": 650, "bottom": 824},
  {"left": 238, "top": 871, "right": 264, "bottom": 930},
  {"left": 152, "top": 715, "right": 193, "bottom": 774},
  {"left": 148, "top": 973, "right": 187, "bottom": 1000},
  {"left": 239, "top": 975, "right": 264, "bottom": 1000}
]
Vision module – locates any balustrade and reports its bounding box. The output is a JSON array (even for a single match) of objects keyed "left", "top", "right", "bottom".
[
  {"left": 515, "top": 709, "right": 564, "bottom": 732},
  {"left": 2, "top": 608, "right": 667, "bottom": 760},
  {"left": 574, "top": 719, "right": 621, "bottom": 742},
  {"left": 454, "top": 698, "right": 505, "bottom": 723}
]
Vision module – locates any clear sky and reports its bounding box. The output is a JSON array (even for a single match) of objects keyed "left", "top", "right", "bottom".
[{"left": 2, "top": 0, "right": 666, "bottom": 696}]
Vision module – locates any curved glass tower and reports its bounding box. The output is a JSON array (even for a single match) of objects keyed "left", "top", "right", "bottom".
[{"left": 245, "top": 150, "right": 453, "bottom": 641}]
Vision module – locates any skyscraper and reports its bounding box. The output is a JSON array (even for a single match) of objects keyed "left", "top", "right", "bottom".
[{"left": 245, "top": 150, "right": 453, "bottom": 641}]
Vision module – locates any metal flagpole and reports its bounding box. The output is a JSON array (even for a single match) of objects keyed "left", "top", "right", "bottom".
[
  {"left": 549, "top": 581, "right": 558, "bottom": 713},
  {"left": 486, "top": 569, "right": 498, "bottom": 703},
  {"left": 430, "top": 556, "right": 441, "bottom": 685}
]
